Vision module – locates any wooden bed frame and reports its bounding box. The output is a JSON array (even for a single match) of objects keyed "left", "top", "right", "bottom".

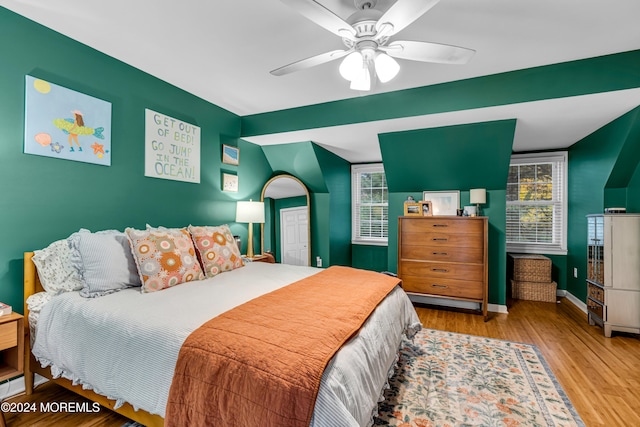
[{"left": 23, "top": 252, "right": 165, "bottom": 427}]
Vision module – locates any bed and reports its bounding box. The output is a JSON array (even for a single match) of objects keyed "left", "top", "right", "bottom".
[{"left": 23, "top": 247, "right": 421, "bottom": 426}]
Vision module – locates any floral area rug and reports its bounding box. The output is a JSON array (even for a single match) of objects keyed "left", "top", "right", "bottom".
[{"left": 375, "top": 328, "right": 585, "bottom": 427}]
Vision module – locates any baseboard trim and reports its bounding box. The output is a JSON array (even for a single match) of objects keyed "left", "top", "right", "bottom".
[
  {"left": 560, "top": 290, "right": 587, "bottom": 313},
  {"left": 0, "top": 374, "right": 48, "bottom": 401},
  {"left": 408, "top": 294, "right": 508, "bottom": 314},
  {"left": 489, "top": 303, "right": 509, "bottom": 314}
]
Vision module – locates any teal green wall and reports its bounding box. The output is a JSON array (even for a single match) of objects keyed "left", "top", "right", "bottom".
[
  {"left": 312, "top": 145, "right": 352, "bottom": 266},
  {"left": 260, "top": 142, "right": 351, "bottom": 266},
  {"left": 546, "top": 255, "right": 568, "bottom": 291},
  {"left": 352, "top": 245, "right": 388, "bottom": 272},
  {"left": 379, "top": 121, "right": 515, "bottom": 306},
  {"left": 566, "top": 107, "right": 640, "bottom": 301},
  {"left": 0, "top": 8, "right": 277, "bottom": 312}
]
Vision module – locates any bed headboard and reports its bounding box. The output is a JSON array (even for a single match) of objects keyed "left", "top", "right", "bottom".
[{"left": 23, "top": 252, "right": 43, "bottom": 335}]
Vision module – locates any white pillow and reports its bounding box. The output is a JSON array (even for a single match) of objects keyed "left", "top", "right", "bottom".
[
  {"left": 68, "top": 229, "right": 141, "bottom": 298},
  {"left": 32, "top": 239, "right": 84, "bottom": 295}
]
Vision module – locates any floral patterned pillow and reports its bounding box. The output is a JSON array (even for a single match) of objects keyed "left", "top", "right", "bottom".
[
  {"left": 32, "top": 238, "right": 84, "bottom": 295},
  {"left": 125, "top": 227, "right": 205, "bottom": 293},
  {"left": 188, "top": 224, "right": 244, "bottom": 278}
]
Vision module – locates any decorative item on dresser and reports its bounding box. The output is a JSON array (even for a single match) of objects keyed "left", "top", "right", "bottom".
[
  {"left": 586, "top": 214, "right": 640, "bottom": 337},
  {"left": 469, "top": 188, "right": 486, "bottom": 216},
  {"left": 398, "top": 216, "right": 488, "bottom": 320}
]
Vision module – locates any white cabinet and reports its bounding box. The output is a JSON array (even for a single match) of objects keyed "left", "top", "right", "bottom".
[{"left": 587, "top": 214, "right": 640, "bottom": 337}]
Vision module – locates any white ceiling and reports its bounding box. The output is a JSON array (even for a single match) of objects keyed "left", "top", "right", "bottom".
[{"left": 4, "top": 0, "right": 640, "bottom": 162}]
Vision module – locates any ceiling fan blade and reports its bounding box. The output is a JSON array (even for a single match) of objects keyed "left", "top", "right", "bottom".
[
  {"left": 382, "top": 40, "right": 475, "bottom": 64},
  {"left": 270, "top": 49, "right": 352, "bottom": 76},
  {"left": 281, "top": 0, "right": 356, "bottom": 40},
  {"left": 376, "top": 0, "right": 440, "bottom": 36}
]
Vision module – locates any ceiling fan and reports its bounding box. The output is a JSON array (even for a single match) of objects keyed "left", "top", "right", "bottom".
[{"left": 271, "top": 0, "right": 475, "bottom": 91}]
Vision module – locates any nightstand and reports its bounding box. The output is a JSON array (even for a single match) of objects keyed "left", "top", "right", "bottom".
[
  {"left": 0, "top": 312, "right": 24, "bottom": 382},
  {"left": 245, "top": 254, "right": 275, "bottom": 263}
]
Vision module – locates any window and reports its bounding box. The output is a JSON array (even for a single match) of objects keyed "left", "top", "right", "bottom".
[
  {"left": 506, "top": 152, "right": 567, "bottom": 255},
  {"left": 352, "top": 164, "right": 388, "bottom": 245}
]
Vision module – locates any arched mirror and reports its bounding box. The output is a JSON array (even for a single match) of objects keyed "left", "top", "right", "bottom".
[{"left": 260, "top": 175, "right": 311, "bottom": 266}]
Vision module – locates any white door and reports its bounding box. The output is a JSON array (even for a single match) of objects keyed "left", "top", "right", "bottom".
[{"left": 280, "top": 206, "right": 309, "bottom": 266}]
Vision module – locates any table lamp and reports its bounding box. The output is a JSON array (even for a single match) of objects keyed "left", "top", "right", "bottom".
[
  {"left": 470, "top": 188, "right": 486, "bottom": 217},
  {"left": 236, "top": 199, "right": 265, "bottom": 258}
]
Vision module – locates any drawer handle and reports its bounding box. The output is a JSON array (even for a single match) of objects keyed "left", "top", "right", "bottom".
[
  {"left": 431, "top": 284, "right": 448, "bottom": 289},
  {"left": 431, "top": 268, "right": 449, "bottom": 273},
  {"left": 432, "top": 252, "right": 448, "bottom": 256},
  {"left": 432, "top": 224, "right": 448, "bottom": 228},
  {"left": 432, "top": 238, "right": 449, "bottom": 242}
]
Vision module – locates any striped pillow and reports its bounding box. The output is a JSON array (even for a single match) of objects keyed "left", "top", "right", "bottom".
[{"left": 68, "top": 229, "right": 141, "bottom": 298}]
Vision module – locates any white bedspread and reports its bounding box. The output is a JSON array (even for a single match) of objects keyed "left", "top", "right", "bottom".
[{"left": 31, "top": 263, "right": 421, "bottom": 426}]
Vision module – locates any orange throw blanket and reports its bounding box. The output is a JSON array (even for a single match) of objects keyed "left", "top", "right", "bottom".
[{"left": 165, "top": 266, "right": 400, "bottom": 427}]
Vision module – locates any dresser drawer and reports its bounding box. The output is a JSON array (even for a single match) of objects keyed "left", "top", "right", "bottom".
[
  {"left": 587, "top": 282, "right": 604, "bottom": 304},
  {"left": 401, "top": 245, "right": 484, "bottom": 264},
  {"left": 402, "top": 276, "right": 483, "bottom": 299},
  {"left": 400, "top": 260, "right": 484, "bottom": 281},
  {"left": 401, "top": 231, "right": 484, "bottom": 249},
  {"left": 400, "top": 218, "right": 484, "bottom": 235},
  {"left": 587, "top": 297, "right": 604, "bottom": 320},
  {"left": 0, "top": 320, "right": 17, "bottom": 351}
]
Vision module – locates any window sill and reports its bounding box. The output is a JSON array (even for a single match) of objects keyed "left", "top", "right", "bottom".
[
  {"left": 507, "top": 244, "right": 567, "bottom": 256},
  {"left": 352, "top": 240, "right": 388, "bottom": 247}
]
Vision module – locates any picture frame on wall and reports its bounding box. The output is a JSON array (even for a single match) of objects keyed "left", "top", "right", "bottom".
[
  {"left": 222, "top": 172, "right": 238, "bottom": 192},
  {"left": 422, "top": 190, "right": 460, "bottom": 216},
  {"left": 24, "top": 75, "right": 112, "bottom": 166},
  {"left": 222, "top": 144, "right": 239, "bottom": 166}
]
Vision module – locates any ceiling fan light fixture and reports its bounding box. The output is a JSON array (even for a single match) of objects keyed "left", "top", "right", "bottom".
[
  {"left": 349, "top": 65, "right": 371, "bottom": 91},
  {"left": 375, "top": 22, "right": 394, "bottom": 40},
  {"left": 374, "top": 52, "right": 400, "bottom": 83},
  {"left": 339, "top": 51, "right": 363, "bottom": 81}
]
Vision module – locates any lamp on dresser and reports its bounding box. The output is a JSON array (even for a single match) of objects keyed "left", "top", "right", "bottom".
[
  {"left": 470, "top": 188, "right": 486, "bottom": 216},
  {"left": 235, "top": 199, "right": 265, "bottom": 258}
]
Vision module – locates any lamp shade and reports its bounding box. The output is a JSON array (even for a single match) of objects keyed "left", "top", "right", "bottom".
[
  {"left": 374, "top": 53, "right": 400, "bottom": 83},
  {"left": 235, "top": 200, "right": 265, "bottom": 223},
  {"left": 470, "top": 188, "right": 486, "bottom": 204},
  {"left": 339, "top": 51, "right": 363, "bottom": 81}
]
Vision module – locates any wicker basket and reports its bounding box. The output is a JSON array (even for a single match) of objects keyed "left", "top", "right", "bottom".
[
  {"left": 509, "top": 254, "right": 552, "bottom": 283},
  {"left": 511, "top": 279, "right": 557, "bottom": 303}
]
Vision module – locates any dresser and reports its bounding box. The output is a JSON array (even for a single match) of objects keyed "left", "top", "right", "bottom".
[
  {"left": 587, "top": 214, "right": 640, "bottom": 337},
  {"left": 398, "top": 216, "right": 488, "bottom": 320}
]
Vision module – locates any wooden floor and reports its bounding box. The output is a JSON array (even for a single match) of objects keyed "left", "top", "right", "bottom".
[{"left": 3, "top": 297, "right": 639, "bottom": 426}]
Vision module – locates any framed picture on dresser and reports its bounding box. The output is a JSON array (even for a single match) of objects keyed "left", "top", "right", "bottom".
[
  {"left": 420, "top": 201, "right": 433, "bottom": 216},
  {"left": 422, "top": 190, "right": 459, "bottom": 216},
  {"left": 404, "top": 201, "right": 421, "bottom": 216}
]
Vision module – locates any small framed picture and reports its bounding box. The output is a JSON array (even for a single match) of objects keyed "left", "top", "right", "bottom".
[
  {"left": 420, "top": 201, "right": 433, "bottom": 216},
  {"left": 422, "top": 190, "right": 460, "bottom": 216},
  {"left": 222, "top": 144, "right": 239, "bottom": 166},
  {"left": 404, "top": 201, "right": 421, "bottom": 216},
  {"left": 222, "top": 172, "right": 238, "bottom": 192}
]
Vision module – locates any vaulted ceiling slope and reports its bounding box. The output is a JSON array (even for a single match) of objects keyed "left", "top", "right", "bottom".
[{"left": 2, "top": 0, "right": 640, "bottom": 162}]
